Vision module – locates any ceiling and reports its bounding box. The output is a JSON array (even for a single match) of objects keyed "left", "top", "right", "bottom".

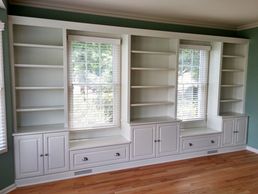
[{"left": 9, "top": 0, "right": 258, "bottom": 30}]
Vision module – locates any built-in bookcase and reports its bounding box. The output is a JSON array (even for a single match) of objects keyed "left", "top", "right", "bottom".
[
  {"left": 219, "top": 42, "right": 248, "bottom": 115},
  {"left": 130, "top": 35, "right": 179, "bottom": 122},
  {"left": 11, "top": 24, "right": 65, "bottom": 132}
]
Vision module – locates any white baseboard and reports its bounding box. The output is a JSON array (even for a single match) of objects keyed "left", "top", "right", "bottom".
[
  {"left": 15, "top": 145, "right": 246, "bottom": 187},
  {"left": 246, "top": 146, "right": 258, "bottom": 154},
  {"left": 0, "top": 184, "right": 16, "bottom": 194}
]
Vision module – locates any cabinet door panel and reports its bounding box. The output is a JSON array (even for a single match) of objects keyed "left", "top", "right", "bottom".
[
  {"left": 44, "top": 132, "right": 69, "bottom": 174},
  {"left": 235, "top": 117, "right": 247, "bottom": 145},
  {"left": 14, "top": 134, "right": 43, "bottom": 179},
  {"left": 222, "top": 119, "right": 234, "bottom": 147},
  {"left": 157, "top": 123, "right": 179, "bottom": 157},
  {"left": 131, "top": 125, "right": 156, "bottom": 160}
]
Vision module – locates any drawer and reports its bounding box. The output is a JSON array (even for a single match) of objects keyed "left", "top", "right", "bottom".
[
  {"left": 70, "top": 144, "right": 129, "bottom": 170},
  {"left": 181, "top": 134, "right": 220, "bottom": 153}
]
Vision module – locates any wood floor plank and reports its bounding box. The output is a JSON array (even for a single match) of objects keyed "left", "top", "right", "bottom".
[{"left": 10, "top": 151, "right": 258, "bottom": 194}]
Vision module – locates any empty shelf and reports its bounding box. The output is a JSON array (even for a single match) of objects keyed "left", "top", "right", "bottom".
[
  {"left": 130, "top": 116, "right": 180, "bottom": 125},
  {"left": 16, "top": 106, "right": 64, "bottom": 112},
  {"left": 131, "top": 85, "right": 175, "bottom": 89},
  {"left": 131, "top": 50, "right": 176, "bottom": 55},
  {"left": 223, "top": 54, "right": 244, "bottom": 58},
  {"left": 221, "top": 84, "right": 243, "bottom": 87},
  {"left": 131, "top": 67, "right": 175, "bottom": 71},
  {"left": 16, "top": 86, "right": 64, "bottom": 90},
  {"left": 220, "top": 99, "right": 242, "bottom": 103},
  {"left": 222, "top": 69, "right": 244, "bottom": 72},
  {"left": 131, "top": 101, "right": 174, "bottom": 107},
  {"left": 13, "top": 43, "right": 63, "bottom": 49},
  {"left": 15, "top": 64, "right": 63, "bottom": 69}
]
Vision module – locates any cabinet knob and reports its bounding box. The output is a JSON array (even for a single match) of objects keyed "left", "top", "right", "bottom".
[
  {"left": 189, "top": 143, "right": 193, "bottom": 147},
  {"left": 211, "top": 140, "right": 215, "bottom": 144},
  {"left": 40, "top": 154, "right": 44, "bottom": 157},
  {"left": 233, "top": 131, "right": 239, "bottom": 133},
  {"left": 115, "top": 153, "right": 120, "bottom": 157},
  {"left": 82, "top": 157, "right": 88, "bottom": 161},
  {"left": 45, "top": 153, "right": 49, "bottom": 156},
  {"left": 154, "top": 140, "right": 158, "bottom": 143}
]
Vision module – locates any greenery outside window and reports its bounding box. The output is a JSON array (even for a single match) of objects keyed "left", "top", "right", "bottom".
[
  {"left": 177, "top": 45, "right": 209, "bottom": 121},
  {"left": 68, "top": 36, "right": 121, "bottom": 130}
]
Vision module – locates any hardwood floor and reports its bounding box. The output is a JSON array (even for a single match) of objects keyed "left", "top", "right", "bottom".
[{"left": 10, "top": 151, "right": 258, "bottom": 194}]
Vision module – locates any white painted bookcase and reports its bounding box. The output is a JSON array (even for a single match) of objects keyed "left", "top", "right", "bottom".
[{"left": 9, "top": 16, "right": 249, "bottom": 186}]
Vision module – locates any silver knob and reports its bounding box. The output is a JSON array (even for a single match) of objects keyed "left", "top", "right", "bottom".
[{"left": 82, "top": 157, "right": 88, "bottom": 161}]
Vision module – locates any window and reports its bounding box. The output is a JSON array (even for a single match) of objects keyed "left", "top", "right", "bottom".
[
  {"left": 177, "top": 45, "right": 209, "bottom": 121},
  {"left": 68, "top": 36, "right": 121, "bottom": 130},
  {"left": 0, "top": 22, "right": 7, "bottom": 154}
]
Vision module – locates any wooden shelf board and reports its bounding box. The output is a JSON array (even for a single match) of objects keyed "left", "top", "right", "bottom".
[
  {"left": 222, "top": 69, "right": 244, "bottom": 72},
  {"left": 70, "top": 135, "right": 130, "bottom": 150},
  {"left": 131, "top": 50, "right": 176, "bottom": 55},
  {"left": 13, "top": 123, "right": 67, "bottom": 136},
  {"left": 13, "top": 43, "right": 63, "bottom": 49},
  {"left": 131, "top": 85, "right": 175, "bottom": 89},
  {"left": 131, "top": 101, "right": 174, "bottom": 107},
  {"left": 223, "top": 54, "right": 244, "bottom": 58},
  {"left": 15, "top": 64, "right": 63, "bottom": 69},
  {"left": 220, "top": 99, "right": 242, "bottom": 103},
  {"left": 16, "top": 106, "right": 64, "bottom": 112},
  {"left": 130, "top": 116, "right": 180, "bottom": 125},
  {"left": 16, "top": 86, "right": 64, "bottom": 90},
  {"left": 131, "top": 67, "right": 175, "bottom": 71},
  {"left": 221, "top": 84, "right": 243, "bottom": 87}
]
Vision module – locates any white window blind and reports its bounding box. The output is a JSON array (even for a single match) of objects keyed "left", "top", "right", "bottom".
[
  {"left": 177, "top": 46, "right": 209, "bottom": 121},
  {"left": 0, "top": 22, "right": 7, "bottom": 154},
  {"left": 68, "top": 36, "right": 121, "bottom": 130}
]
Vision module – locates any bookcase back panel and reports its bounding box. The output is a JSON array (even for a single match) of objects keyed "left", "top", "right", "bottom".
[
  {"left": 13, "top": 25, "right": 63, "bottom": 46},
  {"left": 16, "top": 90, "right": 64, "bottom": 108},
  {"left": 223, "top": 43, "right": 247, "bottom": 56},
  {"left": 14, "top": 47, "right": 63, "bottom": 65},
  {"left": 17, "top": 110, "right": 64, "bottom": 127},
  {"left": 221, "top": 72, "right": 244, "bottom": 85},
  {"left": 15, "top": 68, "right": 63, "bottom": 87},
  {"left": 222, "top": 58, "right": 245, "bottom": 69},
  {"left": 220, "top": 87, "right": 243, "bottom": 99},
  {"left": 131, "top": 54, "right": 170, "bottom": 68},
  {"left": 131, "top": 71, "right": 170, "bottom": 85}
]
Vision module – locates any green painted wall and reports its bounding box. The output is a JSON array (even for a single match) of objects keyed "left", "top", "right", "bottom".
[
  {"left": 0, "top": 2, "right": 15, "bottom": 191},
  {"left": 238, "top": 28, "right": 258, "bottom": 149},
  {"left": 8, "top": 4, "right": 238, "bottom": 37}
]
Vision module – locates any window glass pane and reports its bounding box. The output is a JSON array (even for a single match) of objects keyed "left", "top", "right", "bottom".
[
  {"left": 69, "top": 37, "right": 120, "bottom": 129},
  {"left": 177, "top": 48, "right": 209, "bottom": 121}
]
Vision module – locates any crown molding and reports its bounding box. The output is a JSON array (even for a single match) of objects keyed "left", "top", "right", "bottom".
[
  {"left": 9, "top": 0, "right": 237, "bottom": 31},
  {"left": 237, "top": 21, "right": 258, "bottom": 31}
]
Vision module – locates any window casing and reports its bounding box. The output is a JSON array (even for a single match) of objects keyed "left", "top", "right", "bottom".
[
  {"left": 177, "top": 46, "right": 209, "bottom": 121},
  {"left": 68, "top": 36, "right": 121, "bottom": 130},
  {"left": 0, "top": 22, "right": 7, "bottom": 154}
]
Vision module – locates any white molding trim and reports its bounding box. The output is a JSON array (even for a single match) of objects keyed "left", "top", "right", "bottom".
[
  {"left": 246, "top": 146, "right": 258, "bottom": 154},
  {"left": 15, "top": 145, "right": 246, "bottom": 187},
  {"left": 0, "top": 184, "right": 16, "bottom": 194},
  {"left": 237, "top": 22, "right": 258, "bottom": 31},
  {"left": 9, "top": 0, "right": 236, "bottom": 31}
]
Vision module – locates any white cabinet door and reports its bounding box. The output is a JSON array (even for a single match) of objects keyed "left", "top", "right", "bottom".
[
  {"left": 14, "top": 134, "right": 43, "bottom": 179},
  {"left": 131, "top": 125, "right": 156, "bottom": 160},
  {"left": 222, "top": 119, "right": 235, "bottom": 147},
  {"left": 156, "top": 123, "right": 179, "bottom": 157},
  {"left": 44, "top": 132, "right": 69, "bottom": 174},
  {"left": 235, "top": 117, "right": 247, "bottom": 145}
]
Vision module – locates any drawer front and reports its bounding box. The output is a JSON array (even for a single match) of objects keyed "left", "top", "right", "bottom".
[
  {"left": 70, "top": 145, "right": 129, "bottom": 170},
  {"left": 181, "top": 135, "right": 220, "bottom": 153}
]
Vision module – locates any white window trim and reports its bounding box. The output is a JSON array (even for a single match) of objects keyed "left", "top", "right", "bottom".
[
  {"left": 0, "top": 21, "right": 7, "bottom": 154},
  {"left": 68, "top": 35, "right": 121, "bottom": 131},
  {"left": 177, "top": 45, "right": 210, "bottom": 122}
]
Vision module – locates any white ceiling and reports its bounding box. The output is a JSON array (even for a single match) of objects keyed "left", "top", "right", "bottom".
[{"left": 10, "top": 0, "right": 258, "bottom": 30}]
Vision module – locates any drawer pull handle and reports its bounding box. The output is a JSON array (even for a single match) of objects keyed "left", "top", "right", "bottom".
[
  {"left": 233, "top": 131, "right": 239, "bottom": 133},
  {"left": 189, "top": 143, "right": 193, "bottom": 147},
  {"left": 154, "top": 140, "right": 161, "bottom": 143},
  {"left": 115, "top": 153, "right": 120, "bottom": 157},
  {"left": 82, "top": 157, "right": 88, "bottom": 161},
  {"left": 211, "top": 140, "right": 215, "bottom": 144}
]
